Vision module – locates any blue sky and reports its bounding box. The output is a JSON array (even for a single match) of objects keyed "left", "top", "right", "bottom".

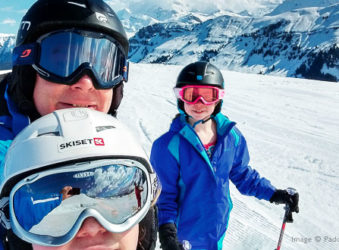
[{"left": 0, "top": 0, "right": 36, "bottom": 34}]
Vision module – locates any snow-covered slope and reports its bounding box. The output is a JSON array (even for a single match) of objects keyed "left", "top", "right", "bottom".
[
  {"left": 0, "top": 62, "right": 338, "bottom": 248},
  {"left": 118, "top": 63, "right": 339, "bottom": 250},
  {"left": 269, "top": 0, "right": 338, "bottom": 15}
]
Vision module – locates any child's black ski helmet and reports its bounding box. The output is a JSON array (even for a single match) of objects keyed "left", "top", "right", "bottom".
[{"left": 175, "top": 61, "right": 225, "bottom": 115}]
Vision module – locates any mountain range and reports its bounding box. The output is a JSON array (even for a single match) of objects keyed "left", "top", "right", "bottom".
[
  {"left": 127, "top": 0, "right": 338, "bottom": 81},
  {"left": 0, "top": 0, "right": 338, "bottom": 81}
]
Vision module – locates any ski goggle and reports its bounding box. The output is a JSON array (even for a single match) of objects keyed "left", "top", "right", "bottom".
[
  {"left": 12, "top": 29, "right": 129, "bottom": 89},
  {"left": 3, "top": 159, "right": 160, "bottom": 246},
  {"left": 174, "top": 85, "right": 225, "bottom": 105}
]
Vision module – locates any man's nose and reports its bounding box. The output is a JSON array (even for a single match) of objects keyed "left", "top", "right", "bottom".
[
  {"left": 70, "top": 74, "right": 95, "bottom": 91},
  {"left": 76, "top": 217, "right": 107, "bottom": 238}
]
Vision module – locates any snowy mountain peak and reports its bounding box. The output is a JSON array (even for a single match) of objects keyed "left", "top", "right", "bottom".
[{"left": 116, "top": 8, "right": 131, "bottom": 19}]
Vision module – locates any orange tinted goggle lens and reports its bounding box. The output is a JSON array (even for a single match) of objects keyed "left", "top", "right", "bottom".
[{"left": 183, "top": 87, "right": 218, "bottom": 102}]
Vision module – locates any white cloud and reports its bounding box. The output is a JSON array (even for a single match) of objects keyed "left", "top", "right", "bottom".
[
  {"left": 105, "top": 0, "right": 284, "bottom": 16},
  {"left": 1, "top": 18, "right": 16, "bottom": 25},
  {"left": 0, "top": 7, "right": 13, "bottom": 12}
]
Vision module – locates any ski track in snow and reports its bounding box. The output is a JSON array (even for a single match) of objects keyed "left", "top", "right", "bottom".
[
  {"left": 118, "top": 63, "right": 339, "bottom": 250},
  {"left": 138, "top": 119, "right": 153, "bottom": 144}
]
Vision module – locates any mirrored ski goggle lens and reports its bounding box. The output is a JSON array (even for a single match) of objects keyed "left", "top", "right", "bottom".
[
  {"left": 12, "top": 164, "right": 148, "bottom": 237},
  {"left": 182, "top": 87, "right": 219, "bottom": 103},
  {"left": 38, "top": 31, "right": 125, "bottom": 87}
]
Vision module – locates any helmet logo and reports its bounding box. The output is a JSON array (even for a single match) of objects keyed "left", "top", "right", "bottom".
[
  {"left": 20, "top": 21, "right": 31, "bottom": 31},
  {"left": 197, "top": 75, "right": 203, "bottom": 80},
  {"left": 94, "top": 138, "right": 105, "bottom": 146},
  {"left": 95, "top": 12, "right": 108, "bottom": 23},
  {"left": 20, "top": 49, "right": 32, "bottom": 58},
  {"left": 58, "top": 138, "right": 105, "bottom": 151}
]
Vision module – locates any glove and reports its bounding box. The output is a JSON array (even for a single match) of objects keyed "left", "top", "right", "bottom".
[
  {"left": 159, "top": 223, "right": 184, "bottom": 250},
  {"left": 270, "top": 189, "right": 299, "bottom": 213}
]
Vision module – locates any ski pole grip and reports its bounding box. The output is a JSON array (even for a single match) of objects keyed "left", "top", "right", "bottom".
[
  {"left": 284, "top": 204, "right": 294, "bottom": 223},
  {"left": 284, "top": 188, "right": 296, "bottom": 223}
]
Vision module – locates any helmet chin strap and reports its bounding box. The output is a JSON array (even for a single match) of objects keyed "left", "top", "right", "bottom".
[
  {"left": 192, "top": 116, "right": 213, "bottom": 128},
  {"left": 178, "top": 102, "right": 214, "bottom": 128}
]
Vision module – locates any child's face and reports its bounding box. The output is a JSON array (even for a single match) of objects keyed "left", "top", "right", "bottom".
[{"left": 184, "top": 101, "right": 217, "bottom": 122}]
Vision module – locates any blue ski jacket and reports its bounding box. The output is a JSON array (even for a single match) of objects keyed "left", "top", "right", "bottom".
[
  {"left": 0, "top": 74, "right": 30, "bottom": 250},
  {"left": 150, "top": 113, "right": 276, "bottom": 250},
  {"left": 0, "top": 74, "right": 30, "bottom": 167}
]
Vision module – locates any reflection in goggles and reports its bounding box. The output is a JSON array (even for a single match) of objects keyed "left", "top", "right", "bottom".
[{"left": 13, "top": 164, "right": 147, "bottom": 237}]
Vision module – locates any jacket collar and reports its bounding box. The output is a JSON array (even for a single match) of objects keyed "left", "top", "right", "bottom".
[{"left": 170, "top": 113, "right": 236, "bottom": 136}]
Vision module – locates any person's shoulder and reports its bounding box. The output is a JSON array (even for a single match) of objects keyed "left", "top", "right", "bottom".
[
  {"left": 153, "top": 130, "right": 176, "bottom": 147},
  {"left": 215, "top": 113, "right": 238, "bottom": 133},
  {"left": 153, "top": 115, "right": 183, "bottom": 145},
  {"left": 216, "top": 113, "right": 247, "bottom": 146},
  {"left": 231, "top": 125, "right": 244, "bottom": 137}
]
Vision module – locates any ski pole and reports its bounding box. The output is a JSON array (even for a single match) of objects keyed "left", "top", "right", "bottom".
[
  {"left": 275, "top": 187, "right": 296, "bottom": 250},
  {"left": 275, "top": 204, "right": 291, "bottom": 250}
]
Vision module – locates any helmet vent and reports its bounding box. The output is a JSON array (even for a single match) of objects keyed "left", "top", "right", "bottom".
[{"left": 96, "top": 126, "right": 116, "bottom": 132}]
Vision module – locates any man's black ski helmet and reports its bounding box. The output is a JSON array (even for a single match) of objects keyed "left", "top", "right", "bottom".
[
  {"left": 9, "top": 0, "right": 129, "bottom": 119},
  {"left": 175, "top": 61, "right": 225, "bottom": 115}
]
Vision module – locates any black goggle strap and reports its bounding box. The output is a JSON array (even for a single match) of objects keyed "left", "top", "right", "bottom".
[
  {"left": 0, "top": 197, "right": 11, "bottom": 230},
  {"left": 12, "top": 43, "right": 38, "bottom": 66}
]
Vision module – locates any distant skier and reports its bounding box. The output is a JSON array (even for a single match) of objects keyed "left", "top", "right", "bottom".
[
  {"left": 134, "top": 182, "right": 144, "bottom": 209},
  {"left": 151, "top": 61, "right": 299, "bottom": 250}
]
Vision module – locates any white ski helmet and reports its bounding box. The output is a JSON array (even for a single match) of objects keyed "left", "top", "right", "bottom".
[{"left": 0, "top": 108, "right": 159, "bottom": 199}]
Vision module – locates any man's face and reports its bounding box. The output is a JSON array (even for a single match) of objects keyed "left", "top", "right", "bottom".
[{"left": 33, "top": 74, "right": 113, "bottom": 116}]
